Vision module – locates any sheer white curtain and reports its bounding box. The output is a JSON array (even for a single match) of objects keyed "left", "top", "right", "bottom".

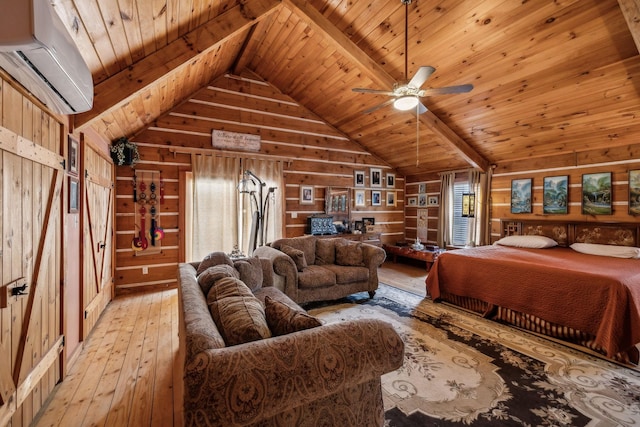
[
  {"left": 468, "top": 169, "right": 492, "bottom": 246},
  {"left": 240, "top": 158, "right": 284, "bottom": 252},
  {"left": 191, "top": 155, "right": 241, "bottom": 261},
  {"left": 437, "top": 171, "right": 455, "bottom": 247}
]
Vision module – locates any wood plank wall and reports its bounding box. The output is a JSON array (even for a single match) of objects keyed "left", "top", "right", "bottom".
[
  {"left": 114, "top": 72, "right": 405, "bottom": 294},
  {"left": 0, "top": 76, "right": 64, "bottom": 427},
  {"left": 404, "top": 146, "right": 640, "bottom": 246}
]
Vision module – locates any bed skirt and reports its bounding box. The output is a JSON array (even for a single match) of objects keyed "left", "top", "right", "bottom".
[{"left": 439, "top": 292, "right": 639, "bottom": 364}]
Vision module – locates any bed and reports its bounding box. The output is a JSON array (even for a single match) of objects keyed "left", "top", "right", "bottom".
[{"left": 425, "top": 219, "right": 640, "bottom": 364}]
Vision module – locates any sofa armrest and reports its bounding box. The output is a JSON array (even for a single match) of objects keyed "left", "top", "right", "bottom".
[
  {"left": 183, "top": 318, "right": 404, "bottom": 426},
  {"left": 253, "top": 245, "right": 299, "bottom": 300}
]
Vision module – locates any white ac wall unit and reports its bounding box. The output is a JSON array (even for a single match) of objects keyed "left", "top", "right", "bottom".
[{"left": 0, "top": 0, "right": 93, "bottom": 114}]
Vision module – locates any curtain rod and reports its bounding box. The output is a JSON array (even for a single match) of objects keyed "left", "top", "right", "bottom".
[{"left": 168, "top": 146, "right": 292, "bottom": 166}]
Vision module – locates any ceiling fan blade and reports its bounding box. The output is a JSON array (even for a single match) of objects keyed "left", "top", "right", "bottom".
[
  {"left": 408, "top": 66, "right": 435, "bottom": 89},
  {"left": 417, "top": 102, "right": 428, "bottom": 114},
  {"left": 362, "top": 99, "right": 395, "bottom": 114},
  {"left": 420, "top": 84, "right": 474, "bottom": 96},
  {"left": 352, "top": 88, "right": 395, "bottom": 95}
]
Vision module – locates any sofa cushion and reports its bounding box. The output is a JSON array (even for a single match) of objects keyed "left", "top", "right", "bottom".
[
  {"left": 234, "top": 256, "right": 263, "bottom": 291},
  {"left": 264, "top": 295, "right": 322, "bottom": 336},
  {"left": 272, "top": 235, "right": 316, "bottom": 265},
  {"left": 196, "top": 251, "right": 234, "bottom": 276},
  {"left": 322, "top": 265, "right": 370, "bottom": 284},
  {"left": 297, "top": 265, "right": 337, "bottom": 289},
  {"left": 280, "top": 244, "right": 307, "bottom": 272},
  {"left": 315, "top": 238, "right": 337, "bottom": 265},
  {"left": 197, "top": 264, "right": 239, "bottom": 295},
  {"left": 335, "top": 240, "right": 365, "bottom": 266},
  {"left": 207, "top": 277, "right": 271, "bottom": 346}
]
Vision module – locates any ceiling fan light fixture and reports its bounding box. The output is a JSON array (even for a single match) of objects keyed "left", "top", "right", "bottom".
[{"left": 394, "top": 95, "right": 419, "bottom": 111}]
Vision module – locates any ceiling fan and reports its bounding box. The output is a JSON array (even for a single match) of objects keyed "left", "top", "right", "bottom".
[{"left": 352, "top": 0, "right": 473, "bottom": 114}]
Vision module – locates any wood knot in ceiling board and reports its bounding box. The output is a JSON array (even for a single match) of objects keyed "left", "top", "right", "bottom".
[
  {"left": 545, "top": 17, "right": 555, "bottom": 24},
  {"left": 156, "top": 4, "right": 167, "bottom": 18},
  {"left": 120, "top": 11, "right": 132, "bottom": 21}
]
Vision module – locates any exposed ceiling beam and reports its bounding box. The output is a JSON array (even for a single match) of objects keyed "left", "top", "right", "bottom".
[
  {"left": 283, "top": 0, "right": 490, "bottom": 172},
  {"left": 74, "top": 0, "right": 282, "bottom": 129},
  {"left": 618, "top": 0, "right": 640, "bottom": 51}
]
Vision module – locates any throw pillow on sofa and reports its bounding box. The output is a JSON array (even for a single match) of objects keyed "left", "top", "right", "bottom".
[
  {"left": 197, "top": 264, "right": 239, "bottom": 295},
  {"left": 208, "top": 277, "right": 271, "bottom": 345},
  {"left": 335, "top": 240, "right": 365, "bottom": 266},
  {"left": 196, "top": 251, "right": 234, "bottom": 276},
  {"left": 234, "top": 256, "right": 263, "bottom": 291},
  {"left": 315, "top": 238, "right": 337, "bottom": 265},
  {"left": 280, "top": 244, "right": 308, "bottom": 271},
  {"left": 264, "top": 295, "right": 322, "bottom": 336}
]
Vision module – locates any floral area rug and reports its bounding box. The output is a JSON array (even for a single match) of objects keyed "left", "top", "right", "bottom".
[{"left": 307, "top": 285, "right": 640, "bottom": 426}]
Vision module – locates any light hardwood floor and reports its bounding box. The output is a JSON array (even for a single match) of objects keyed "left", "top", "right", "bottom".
[{"left": 32, "top": 260, "right": 426, "bottom": 426}]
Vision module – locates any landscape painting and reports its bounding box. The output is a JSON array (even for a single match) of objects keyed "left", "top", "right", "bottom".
[
  {"left": 543, "top": 176, "right": 568, "bottom": 214},
  {"left": 630, "top": 170, "right": 640, "bottom": 215},
  {"left": 510, "top": 178, "right": 532, "bottom": 213},
  {"left": 582, "top": 172, "right": 612, "bottom": 215}
]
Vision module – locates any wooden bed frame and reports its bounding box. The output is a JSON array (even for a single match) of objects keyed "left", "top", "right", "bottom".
[
  {"left": 500, "top": 218, "right": 640, "bottom": 248},
  {"left": 429, "top": 218, "right": 640, "bottom": 363}
]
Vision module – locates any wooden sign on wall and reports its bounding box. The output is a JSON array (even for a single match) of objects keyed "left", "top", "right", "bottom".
[{"left": 212, "top": 130, "right": 261, "bottom": 151}]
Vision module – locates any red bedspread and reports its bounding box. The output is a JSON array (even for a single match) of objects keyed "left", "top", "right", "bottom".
[{"left": 426, "top": 245, "right": 640, "bottom": 358}]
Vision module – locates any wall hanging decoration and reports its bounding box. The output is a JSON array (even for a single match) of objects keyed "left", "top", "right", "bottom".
[
  {"left": 132, "top": 170, "right": 163, "bottom": 255},
  {"left": 543, "top": 176, "right": 568, "bottom": 214},
  {"left": 110, "top": 137, "right": 140, "bottom": 166},
  {"left": 68, "top": 135, "right": 79, "bottom": 176},
  {"left": 630, "top": 170, "right": 640, "bottom": 215},
  {"left": 371, "top": 190, "right": 382, "bottom": 206},
  {"left": 370, "top": 168, "right": 382, "bottom": 187},
  {"left": 582, "top": 172, "right": 612, "bottom": 215},
  {"left": 510, "top": 178, "right": 532, "bottom": 214},
  {"left": 354, "top": 170, "right": 365, "bottom": 187},
  {"left": 461, "top": 193, "right": 474, "bottom": 216}
]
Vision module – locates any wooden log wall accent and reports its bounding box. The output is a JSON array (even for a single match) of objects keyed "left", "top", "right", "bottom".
[
  {"left": 404, "top": 172, "right": 441, "bottom": 245},
  {"left": 491, "top": 150, "right": 640, "bottom": 242},
  {"left": 114, "top": 71, "right": 405, "bottom": 294},
  {"left": 0, "top": 76, "right": 65, "bottom": 427}
]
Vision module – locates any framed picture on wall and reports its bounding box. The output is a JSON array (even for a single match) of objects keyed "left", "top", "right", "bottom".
[
  {"left": 371, "top": 190, "right": 382, "bottom": 206},
  {"left": 69, "top": 177, "right": 79, "bottom": 213},
  {"left": 582, "top": 172, "right": 612, "bottom": 215},
  {"left": 418, "top": 183, "right": 426, "bottom": 194},
  {"left": 300, "top": 185, "right": 314, "bottom": 205},
  {"left": 386, "top": 173, "right": 395, "bottom": 188},
  {"left": 543, "top": 175, "right": 568, "bottom": 214},
  {"left": 354, "top": 189, "right": 366, "bottom": 207},
  {"left": 407, "top": 197, "right": 417, "bottom": 206},
  {"left": 510, "top": 178, "right": 532, "bottom": 213},
  {"left": 68, "top": 136, "right": 79, "bottom": 176},
  {"left": 370, "top": 168, "right": 382, "bottom": 187},
  {"left": 427, "top": 195, "right": 439, "bottom": 206},
  {"left": 418, "top": 194, "right": 427, "bottom": 207},
  {"left": 354, "top": 170, "right": 365, "bottom": 187},
  {"left": 386, "top": 191, "right": 396, "bottom": 206},
  {"left": 630, "top": 170, "right": 640, "bottom": 215},
  {"left": 462, "top": 193, "right": 475, "bottom": 217}
]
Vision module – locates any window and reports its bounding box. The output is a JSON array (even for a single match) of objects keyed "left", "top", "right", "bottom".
[{"left": 452, "top": 181, "right": 470, "bottom": 246}]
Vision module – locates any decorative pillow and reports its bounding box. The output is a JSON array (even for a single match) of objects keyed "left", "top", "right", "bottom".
[
  {"left": 197, "top": 264, "right": 239, "bottom": 295},
  {"left": 264, "top": 295, "right": 322, "bottom": 336},
  {"left": 494, "top": 235, "right": 558, "bottom": 249},
  {"left": 280, "top": 244, "right": 308, "bottom": 271},
  {"left": 315, "top": 239, "right": 336, "bottom": 265},
  {"left": 335, "top": 240, "right": 365, "bottom": 266},
  {"left": 196, "top": 251, "right": 234, "bottom": 276},
  {"left": 234, "top": 256, "right": 264, "bottom": 292},
  {"left": 570, "top": 243, "right": 640, "bottom": 259},
  {"left": 208, "top": 277, "right": 271, "bottom": 346}
]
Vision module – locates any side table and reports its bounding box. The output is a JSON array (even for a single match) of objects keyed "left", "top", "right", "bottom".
[{"left": 383, "top": 244, "right": 439, "bottom": 272}]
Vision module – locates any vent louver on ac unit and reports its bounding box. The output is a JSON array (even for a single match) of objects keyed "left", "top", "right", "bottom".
[{"left": 0, "top": 0, "right": 93, "bottom": 114}]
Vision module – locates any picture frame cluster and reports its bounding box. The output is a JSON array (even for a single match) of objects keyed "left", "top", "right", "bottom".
[{"left": 352, "top": 169, "right": 397, "bottom": 207}]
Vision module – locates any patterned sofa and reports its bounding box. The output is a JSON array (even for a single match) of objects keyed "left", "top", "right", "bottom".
[
  {"left": 253, "top": 235, "right": 386, "bottom": 304},
  {"left": 177, "top": 256, "right": 404, "bottom": 427}
]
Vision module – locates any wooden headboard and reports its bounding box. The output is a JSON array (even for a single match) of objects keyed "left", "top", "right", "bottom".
[{"left": 500, "top": 219, "right": 640, "bottom": 247}]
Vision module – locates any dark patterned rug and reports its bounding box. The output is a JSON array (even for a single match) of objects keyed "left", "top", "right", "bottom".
[{"left": 308, "top": 285, "right": 640, "bottom": 427}]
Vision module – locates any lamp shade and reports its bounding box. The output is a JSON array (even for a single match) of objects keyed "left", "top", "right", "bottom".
[
  {"left": 393, "top": 95, "right": 419, "bottom": 111},
  {"left": 237, "top": 178, "right": 255, "bottom": 194}
]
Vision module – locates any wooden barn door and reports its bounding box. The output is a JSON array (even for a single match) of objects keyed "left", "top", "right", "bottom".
[
  {"left": 82, "top": 142, "right": 114, "bottom": 338},
  {"left": 0, "top": 122, "right": 64, "bottom": 425}
]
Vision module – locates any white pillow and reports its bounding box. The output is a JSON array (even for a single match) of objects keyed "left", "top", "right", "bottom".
[
  {"left": 494, "top": 235, "right": 558, "bottom": 249},
  {"left": 570, "top": 243, "right": 640, "bottom": 259}
]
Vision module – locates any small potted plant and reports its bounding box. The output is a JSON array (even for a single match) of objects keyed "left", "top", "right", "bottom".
[{"left": 110, "top": 137, "right": 140, "bottom": 166}]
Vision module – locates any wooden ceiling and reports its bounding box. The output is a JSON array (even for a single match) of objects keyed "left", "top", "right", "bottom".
[{"left": 53, "top": 0, "right": 640, "bottom": 177}]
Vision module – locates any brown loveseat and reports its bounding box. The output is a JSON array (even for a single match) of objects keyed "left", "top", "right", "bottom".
[
  {"left": 253, "top": 235, "right": 386, "bottom": 304},
  {"left": 176, "top": 254, "right": 404, "bottom": 427}
]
